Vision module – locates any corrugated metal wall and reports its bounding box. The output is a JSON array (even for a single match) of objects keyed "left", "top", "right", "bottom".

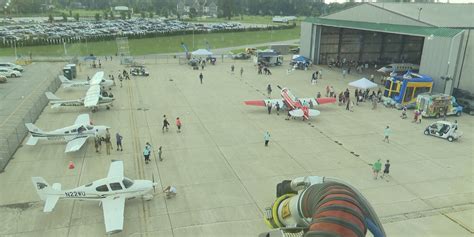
[
  {"left": 300, "top": 22, "right": 313, "bottom": 59},
  {"left": 456, "top": 29, "right": 473, "bottom": 93}
]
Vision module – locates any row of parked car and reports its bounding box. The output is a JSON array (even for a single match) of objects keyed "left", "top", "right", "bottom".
[
  {"left": 0, "top": 62, "right": 23, "bottom": 81},
  {"left": 0, "top": 19, "right": 249, "bottom": 42}
]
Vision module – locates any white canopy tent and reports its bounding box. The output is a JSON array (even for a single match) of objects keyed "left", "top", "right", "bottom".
[
  {"left": 191, "top": 49, "right": 213, "bottom": 57},
  {"left": 348, "top": 78, "right": 378, "bottom": 89}
]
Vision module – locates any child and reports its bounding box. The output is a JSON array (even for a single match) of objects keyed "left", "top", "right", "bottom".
[{"left": 176, "top": 117, "right": 182, "bottom": 133}]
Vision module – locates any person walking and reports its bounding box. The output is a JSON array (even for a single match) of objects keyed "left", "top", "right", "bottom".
[
  {"left": 372, "top": 97, "right": 377, "bottom": 110},
  {"left": 94, "top": 133, "right": 101, "bottom": 153},
  {"left": 267, "top": 84, "right": 272, "bottom": 98},
  {"left": 176, "top": 117, "right": 182, "bottom": 133},
  {"left": 326, "top": 86, "right": 330, "bottom": 97},
  {"left": 342, "top": 69, "right": 347, "bottom": 78},
  {"left": 105, "top": 128, "right": 112, "bottom": 155},
  {"left": 143, "top": 143, "right": 151, "bottom": 164},
  {"left": 264, "top": 131, "right": 271, "bottom": 147},
  {"left": 231, "top": 64, "right": 235, "bottom": 73},
  {"left": 372, "top": 159, "right": 382, "bottom": 180},
  {"left": 199, "top": 73, "right": 203, "bottom": 84},
  {"left": 240, "top": 67, "right": 244, "bottom": 77},
  {"left": 400, "top": 107, "right": 407, "bottom": 119},
  {"left": 162, "top": 115, "right": 170, "bottom": 132},
  {"left": 158, "top": 146, "right": 163, "bottom": 161},
  {"left": 116, "top": 132, "right": 123, "bottom": 151},
  {"left": 383, "top": 126, "right": 391, "bottom": 143},
  {"left": 267, "top": 102, "right": 272, "bottom": 115},
  {"left": 381, "top": 160, "right": 390, "bottom": 180},
  {"left": 275, "top": 102, "right": 280, "bottom": 115}
]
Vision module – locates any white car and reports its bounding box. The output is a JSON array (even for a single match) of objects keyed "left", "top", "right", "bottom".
[
  {"left": 424, "top": 121, "right": 462, "bottom": 142},
  {"left": 0, "top": 68, "right": 22, "bottom": 78},
  {"left": 0, "top": 62, "right": 24, "bottom": 72}
]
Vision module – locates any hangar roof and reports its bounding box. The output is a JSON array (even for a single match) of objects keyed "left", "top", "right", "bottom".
[
  {"left": 371, "top": 3, "right": 474, "bottom": 28},
  {"left": 304, "top": 17, "right": 463, "bottom": 38}
]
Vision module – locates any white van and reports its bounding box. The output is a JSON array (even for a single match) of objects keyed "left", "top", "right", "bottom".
[{"left": 0, "top": 62, "right": 24, "bottom": 72}]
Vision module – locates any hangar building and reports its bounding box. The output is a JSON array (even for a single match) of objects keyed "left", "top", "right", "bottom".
[{"left": 300, "top": 3, "right": 474, "bottom": 95}]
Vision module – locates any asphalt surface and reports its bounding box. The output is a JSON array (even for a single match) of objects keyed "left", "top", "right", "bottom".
[{"left": 0, "top": 56, "right": 472, "bottom": 237}]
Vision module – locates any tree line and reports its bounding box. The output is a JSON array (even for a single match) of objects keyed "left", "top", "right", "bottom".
[{"left": 4, "top": 0, "right": 358, "bottom": 18}]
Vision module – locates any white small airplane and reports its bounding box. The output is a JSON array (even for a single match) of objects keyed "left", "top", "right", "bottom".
[
  {"left": 45, "top": 84, "right": 114, "bottom": 112},
  {"left": 59, "top": 71, "right": 114, "bottom": 89},
  {"left": 32, "top": 160, "right": 158, "bottom": 234},
  {"left": 245, "top": 86, "right": 336, "bottom": 120},
  {"left": 25, "top": 113, "right": 109, "bottom": 153}
]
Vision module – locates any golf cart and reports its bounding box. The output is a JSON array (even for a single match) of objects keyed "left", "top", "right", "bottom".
[
  {"left": 130, "top": 66, "right": 149, "bottom": 76},
  {"left": 424, "top": 121, "right": 462, "bottom": 142}
]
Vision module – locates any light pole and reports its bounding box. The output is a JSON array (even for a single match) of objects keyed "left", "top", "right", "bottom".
[
  {"left": 13, "top": 40, "right": 17, "bottom": 59},
  {"left": 417, "top": 7, "right": 423, "bottom": 21}
]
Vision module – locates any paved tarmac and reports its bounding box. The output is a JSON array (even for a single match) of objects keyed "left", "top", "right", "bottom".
[{"left": 0, "top": 57, "right": 472, "bottom": 237}]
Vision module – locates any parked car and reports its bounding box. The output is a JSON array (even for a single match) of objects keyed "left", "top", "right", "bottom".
[
  {"left": 0, "top": 62, "right": 23, "bottom": 72},
  {"left": 0, "top": 68, "right": 22, "bottom": 78},
  {"left": 231, "top": 52, "right": 250, "bottom": 60},
  {"left": 0, "top": 75, "right": 6, "bottom": 83},
  {"left": 456, "top": 95, "right": 474, "bottom": 115},
  {"left": 424, "top": 121, "right": 462, "bottom": 142}
]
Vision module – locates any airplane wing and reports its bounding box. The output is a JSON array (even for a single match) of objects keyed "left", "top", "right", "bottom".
[
  {"left": 89, "top": 71, "right": 105, "bottom": 85},
  {"left": 84, "top": 85, "right": 101, "bottom": 107},
  {"left": 74, "top": 114, "right": 90, "bottom": 125},
  {"left": 298, "top": 97, "right": 336, "bottom": 106},
  {"left": 101, "top": 196, "right": 125, "bottom": 234},
  {"left": 65, "top": 136, "right": 88, "bottom": 153},
  {"left": 244, "top": 99, "right": 284, "bottom": 107},
  {"left": 107, "top": 160, "right": 124, "bottom": 178}
]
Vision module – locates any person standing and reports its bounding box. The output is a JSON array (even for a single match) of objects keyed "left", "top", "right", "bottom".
[
  {"left": 162, "top": 115, "right": 170, "bottom": 132},
  {"left": 94, "top": 133, "right": 101, "bottom": 153},
  {"left": 264, "top": 131, "right": 271, "bottom": 147},
  {"left": 116, "top": 132, "right": 123, "bottom": 151},
  {"left": 275, "top": 102, "right": 280, "bottom": 115},
  {"left": 176, "top": 117, "right": 182, "bottom": 133},
  {"left": 381, "top": 160, "right": 390, "bottom": 179},
  {"left": 105, "top": 128, "right": 112, "bottom": 155},
  {"left": 342, "top": 69, "right": 346, "bottom": 78},
  {"left": 199, "top": 73, "right": 203, "bottom": 84},
  {"left": 231, "top": 64, "right": 235, "bottom": 73},
  {"left": 158, "top": 146, "right": 163, "bottom": 161},
  {"left": 372, "top": 159, "right": 382, "bottom": 180},
  {"left": 267, "top": 102, "right": 272, "bottom": 115},
  {"left": 372, "top": 97, "right": 377, "bottom": 110},
  {"left": 267, "top": 84, "right": 272, "bottom": 98},
  {"left": 143, "top": 143, "right": 151, "bottom": 164},
  {"left": 383, "top": 126, "right": 391, "bottom": 143},
  {"left": 240, "top": 67, "right": 244, "bottom": 77}
]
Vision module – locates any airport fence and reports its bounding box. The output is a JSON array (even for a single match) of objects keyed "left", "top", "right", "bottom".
[{"left": 0, "top": 74, "right": 61, "bottom": 172}]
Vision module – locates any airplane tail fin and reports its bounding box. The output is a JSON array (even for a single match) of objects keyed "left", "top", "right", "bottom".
[
  {"left": 31, "top": 177, "right": 61, "bottom": 212},
  {"left": 25, "top": 123, "right": 44, "bottom": 134},
  {"left": 45, "top": 92, "right": 61, "bottom": 101}
]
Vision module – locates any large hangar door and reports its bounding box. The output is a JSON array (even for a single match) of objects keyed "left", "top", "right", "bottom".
[{"left": 318, "top": 25, "right": 424, "bottom": 66}]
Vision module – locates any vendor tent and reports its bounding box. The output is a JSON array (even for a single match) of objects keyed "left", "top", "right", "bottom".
[
  {"left": 348, "top": 78, "right": 378, "bottom": 89},
  {"left": 191, "top": 49, "right": 213, "bottom": 56}
]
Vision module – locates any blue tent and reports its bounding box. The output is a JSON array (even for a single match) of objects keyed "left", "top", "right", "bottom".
[{"left": 292, "top": 55, "right": 310, "bottom": 63}]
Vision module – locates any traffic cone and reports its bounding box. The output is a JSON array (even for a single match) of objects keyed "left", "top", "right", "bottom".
[{"left": 68, "top": 161, "right": 75, "bottom": 169}]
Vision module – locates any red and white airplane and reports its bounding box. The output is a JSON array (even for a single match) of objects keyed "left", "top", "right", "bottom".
[{"left": 244, "top": 86, "right": 336, "bottom": 120}]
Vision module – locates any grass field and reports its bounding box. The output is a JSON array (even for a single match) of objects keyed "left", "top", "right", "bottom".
[{"left": 1, "top": 27, "right": 300, "bottom": 57}]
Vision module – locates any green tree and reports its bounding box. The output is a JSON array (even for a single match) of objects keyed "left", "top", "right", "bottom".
[
  {"left": 149, "top": 11, "right": 154, "bottom": 18},
  {"left": 141, "top": 12, "right": 146, "bottom": 18},
  {"left": 74, "top": 13, "right": 80, "bottom": 21},
  {"left": 160, "top": 8, "right": 169, "bottom": 18},
  {"left": 48, "top": 14, "right": 54, "bottom": 23},
  {"left": 110, "top": 11, "right": 114, "bottom": 19},
  {"left": 222, "top": 0, "right": 234, "bottom": 20},
  {"left": 62, "top": 13, "right": 68, "bottom": 22},
  {"left": 69, "top": 9, "right": 72, "bottom": 17},
  {"left": 120, "top": 11, "right": 126, "bottom": 20},
  {"left": 103, "top": 11, "right": 109, "bottom": 20},
  {"left": 94, "top": 13, "right": 101, "bottom": 21},
  {"left": 189, "top": 8, "right": 197, "bottom": 19},
  {"left": 127, "top": 11, "right": 132, "bottom": 19}
]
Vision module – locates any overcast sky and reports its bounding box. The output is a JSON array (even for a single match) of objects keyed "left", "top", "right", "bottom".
[{"left": 325, "top": 0, "right": 474, "bottom": 3}]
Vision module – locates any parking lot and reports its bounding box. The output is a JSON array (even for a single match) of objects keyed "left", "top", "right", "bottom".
[{"left": 0, "top": 57, "right": 472, "bottom": 236}]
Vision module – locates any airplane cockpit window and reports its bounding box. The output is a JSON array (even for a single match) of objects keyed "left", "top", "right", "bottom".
[
  {"left": 85, "top": 183, "right": 93, "bottom": 187},
  {"left": 64, "top": 131, "right": 70, "bottom": 134},
  {"left": 96, "top": 184, "right": 109, "bottom": 192},
  {"left": 122, "top": 178, "right": 134, "bottom": 189},
  {"left": 110, "top": 182, "right": 123, "bottom": 191},
  {"left": 77, "top": 126, "right": 86, "bottom": 133}
]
